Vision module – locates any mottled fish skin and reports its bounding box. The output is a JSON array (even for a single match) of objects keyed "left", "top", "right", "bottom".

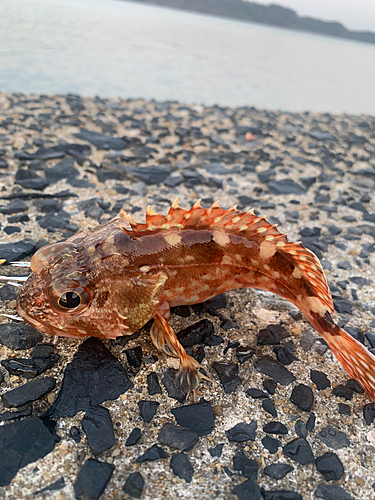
[{"left": 17, "top": 199, "right": 375, "bottom": 400}]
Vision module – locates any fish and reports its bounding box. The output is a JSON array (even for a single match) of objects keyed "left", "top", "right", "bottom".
[{"left": 16, "top": 199, "right": 375, "bottom": 399}]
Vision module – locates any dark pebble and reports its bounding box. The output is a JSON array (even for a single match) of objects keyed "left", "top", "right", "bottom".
[
  {"left": 333, "top": 299, "right": 352, "bottom": 314},
  {"left": 233, "top": 453, "right": 259, "bottom": 480},
  {"left": 1, "top": 344, "right": 58, "bottom": 378},
  {"left": 283, "top": 437, "right": 315, "bottom": 465},
  {"left": 170, "top": 452, "right": 194, "bottom": 483},
  {"left": 162, "top": 368, "right": 186, "bottom": 403},
  {"left": 262, "top": 398, "right": 277, "bottom": 417},
  {"left": 82, "top": 406, "right": 115, "bottom": 456},
  {"left": 0, "top": 238, "right": 37, "bottom": 263},
  {"left": 232, "top": 479, "right": 261, "bottom": 500},
  {"left": 307, "top": 412, "right": 317, "bottom": 432},
  {"left": 263, "top": 421, "right": 288, "bottom": 435},
  {"left": 314, "top": 483, "right": 354, "bottom": 500},
  {"left": 365, "top": 332, "right": 375, "bottom": 348},
  {"left": 337, "top": 260, "right": 352, "bottom": 270},
  {"left": 74, "top": 129, "right": 127, "bottom": 149},
  {"left": 35, "top": 477, "right": 65, "bottom": 495},
  {"left": 333, "top": 384, "right": 353, "bottom": 400},
  {"left": 125, "top": 428, "right": 142, "bottom": 446},
  {"left": 171, "top": 401, "right": 215, "bottom": 436},
  {"left": 204, "top": 293, "right": 227, "bottom": 310},
  {"left": 177, "top": 319, "right": 215, "bottom": 347},
  {"left": 36, "top": 143, "right": 91, "bottom": 159},
  {"left": 123, "top": 471, "right": 144, "bottom": 499},
  {"left": 15, "top": 169, "right": 48, "bottom": 190},
  {"left": 125, "top": 346, "right": 143, "bottom": 369},
  {"left": 236, "top": 345, "right": 254, "bottom": 363},
  {"left": 44, "top": 157, "right": 79, "bottom": 184},
  {"left": 261, "top": 490, "right": 302, "bottom": 500},
  {"left": 226, "top": 421, "right": 257, "bottom": 442},
  {"left": 74, "top": 459, "right": 114, "bottom": 500},
  {"left": 255, "top": 357, "right": 296, "bottom": 385},
  {"left": 126, "top": 165, "right": 171, "bottom": 184},
  {"left": 349, "top": 276, "right": 370, "bottom": 287},
  {"left": 4, "top": 226, "right": 21, "bottom": 235},
  {"left": 0, "top": 405, "right": 32, "bottom": 422},
  {"left": 2, "top": 357, "right": 48, "bottom": 378},
  {"left": 0, "top": 323, "right": 42, "bottom": 350},
  {"left": 158, "top": 423, "right": 199, "bottom": 451},
  {"left": 37, "top": 211, "right": 74, "bottom": 232},
  {"left": 0, "top": 284, "right": 18, "bottom": 302},
  {"left": 69, "top": 426, "right": 81, "bottom": 443},
  {"left": 135, "top": 444, "right": 168, "bottom": 463},
  {"left": 208, "top": 443, "right": 224, "bottom": 457},
  {"left": 257, "top": 324, "right": 289, "bottom": 345},
  {"left": 345, "top": 326, "right": 364, "bottom": 344},
  {"left": 267, "top": 179, "right": 306, "bottom": 195},
  {"left": 315, "top": 452, "right": 344, "bottom": 481},
  {"left": 2, "top": 377, "right": 56, "bottom": 407},
  {"left": 258, "top": 168, "right": 275, "bottom": 183},
  {"left": 290, "top": 384, "right": 314, "bottom": 412},
  {"left": 273, "top": 346, "right": 298, "bottom": 365},
  {"left": 309, "top": 130, "right": 336, "bottom": 141},
  {"left": 147, "top": 372, "right": 162, "bottom": 395},
  {"left": 263, "top": 378, "right": 277, "bottom": 395},
  {"left": 0, "top": 199, "right": 28, "bottom": 214},
  {"left": 204, "top": 332, "right": 223, "bottom": 346},
  {"left": 212, "top": 361, "right": 241, "bottom": 393},
  {"left": 171, "top": 305, "right": 190, "bottom": 317},
  {"left": 316, "top": 425, "right": 350, "bottom": 449},
  {"left": 246, "top": 388, "right": 269, "bottom": 399},
  {"left": 295, "top": 419, "right": 307, "bottom": 438},
  {"left": 97, "top": 169, "right": 121, "bottom": 182},
  {"left": 338, "top": 403, "right": 351, "bottom": 415},
  {"left": 138, "top": 400, "right": 159, "bottom": 423},
  {"left": 0, "top": 417, "right": 58, "bottom": 486},
  {"left": 164, "top": 175, "right": 183, "bottom": 187},
  {"left": 345, "top": 379, "right": 364, "bottom": 394},
  {"left": 191, "top": 345, "right": 205, "bottom": 363},
  {"left": 33, "top": 198, "right": 62, "bottom": 213},
  {"left": 363, "top": 403, "right": 375, "bottom": 425},
  {"left": 263, "top": 463, "right": 294, "bottom": 479},
  {"left": 44, "top": 338, "right": 133, "bottom": 419},
  {"left": 221, "top": 318, "right": 236, "bottom": 330},
  {"left": 310, "top": 370, "right": 331, "bottom": 390},
  {"left": 262, "top": 436, "right": 281, "bottom": 454}
]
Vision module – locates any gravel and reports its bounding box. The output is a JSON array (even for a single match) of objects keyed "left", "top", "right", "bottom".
[{"left": 0, "top": 93, "right": 375, "bottom": 499}]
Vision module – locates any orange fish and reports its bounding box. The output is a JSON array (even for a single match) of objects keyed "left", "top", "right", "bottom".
[{"left": 16, "top": 200, "right": 375, "bottom": 399}]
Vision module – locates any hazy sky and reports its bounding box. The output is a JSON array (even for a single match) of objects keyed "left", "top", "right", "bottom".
[{"left": 253, "top": 0, "right": 375, "bottom": 32}]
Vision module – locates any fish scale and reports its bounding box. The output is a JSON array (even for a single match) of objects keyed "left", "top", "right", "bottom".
[{"left": 16, "top": 199, "right": 375, "bottom": 400}]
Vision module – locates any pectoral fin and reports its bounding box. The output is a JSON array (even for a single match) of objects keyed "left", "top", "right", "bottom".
[{"left": 117, "top": 271, "right": 168, "bottom": 332}]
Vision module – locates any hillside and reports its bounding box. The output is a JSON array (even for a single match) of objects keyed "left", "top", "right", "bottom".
[{"left": 132, "top": 0, "right": 375, "bottom": 45}]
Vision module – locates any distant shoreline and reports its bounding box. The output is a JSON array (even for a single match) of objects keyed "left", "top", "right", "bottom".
[{"left": 129, "top": 0, "right": 375, "bottom": 46}]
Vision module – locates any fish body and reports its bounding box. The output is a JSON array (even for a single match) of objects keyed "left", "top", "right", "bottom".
[{"left": 17, "top": 200, "right": 375, "bottom": 399}]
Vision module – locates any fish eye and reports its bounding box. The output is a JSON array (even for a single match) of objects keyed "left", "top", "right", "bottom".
[
  {"left": 58, "top": 291, "right": 81, "bottom": 309},
  {"left": 52, "top": 287, "right": 90, "bottom": 314}
]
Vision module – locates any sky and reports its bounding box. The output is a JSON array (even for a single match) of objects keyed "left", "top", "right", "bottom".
[{"left": 253, "top": 0, "right": 375, "bottom": 32}]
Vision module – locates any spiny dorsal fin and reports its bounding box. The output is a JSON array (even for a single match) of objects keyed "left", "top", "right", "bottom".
[{"left": 120, "top": 199, "right": 333, "bottom": 312}]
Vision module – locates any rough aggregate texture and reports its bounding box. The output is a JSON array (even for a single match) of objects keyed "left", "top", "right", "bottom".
[{"left": 0, "top": 93, "right": 375, "bottom": 499}]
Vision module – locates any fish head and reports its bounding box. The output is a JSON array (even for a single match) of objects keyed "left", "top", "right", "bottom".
[{"left": 16, "top": 240, "right": 133, "bottom": 339}]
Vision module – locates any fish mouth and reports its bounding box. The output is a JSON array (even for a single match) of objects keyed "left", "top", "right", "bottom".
[{"left": 17, "top": 301, "right": 89, "bottom": 339}]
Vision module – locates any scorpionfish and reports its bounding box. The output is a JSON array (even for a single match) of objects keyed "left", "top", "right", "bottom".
[{"left": 17, "top": 199, "right": 375, "bottom": 400}]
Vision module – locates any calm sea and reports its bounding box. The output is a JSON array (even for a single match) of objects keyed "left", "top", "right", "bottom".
[{"left": 0, "top": 0, "right": 374, "bottom": 114}]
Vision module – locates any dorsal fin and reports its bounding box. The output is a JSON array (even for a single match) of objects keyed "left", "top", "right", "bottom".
[{"left": 119, "top": 199, "right": 333, "bottom": 313}]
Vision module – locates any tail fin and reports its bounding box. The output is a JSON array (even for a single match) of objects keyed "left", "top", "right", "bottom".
[{"left": 305, "top": 310, "right": 375, "bottom": 403}]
